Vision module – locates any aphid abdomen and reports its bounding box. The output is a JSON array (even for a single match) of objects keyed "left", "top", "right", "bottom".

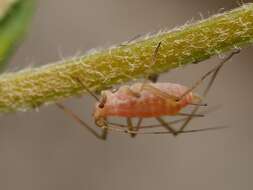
[
  {"left": 154, "top": 82, "right": 194, "bottom": 107},
  {"left": 97, "top": 82, "right": 195, "bottom": 118},
  {"left": 112, "top": 98, "right": 182, "bottom": 117}
]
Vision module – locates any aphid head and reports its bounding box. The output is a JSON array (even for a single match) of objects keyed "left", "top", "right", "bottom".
[{"left": 93, "top": 93, "right": 107, "bottom": 123}]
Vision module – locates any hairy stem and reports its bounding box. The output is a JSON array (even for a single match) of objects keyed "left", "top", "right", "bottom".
[{"left": 0, "top": 3, "right": 253, "bottom": 113}]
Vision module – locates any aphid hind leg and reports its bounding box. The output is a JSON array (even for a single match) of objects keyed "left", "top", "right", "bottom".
[
  {"left": 175, "top": 50, "right": 240, "bottom": 135},
  {"left": 155, "top": 117, "right": 177, "bottom": 136},
  {"left": 126, "top": 118, "right": 136, "bottom": 138},
  {"left": 56, "top": 103, "right": 108, "bottom": 140},
  {"left": 132, "top": 118, "right": 143, "bottom": 137},
  {"left": 177, "top": 49, "right": 241, "bottom": 102},
  {"left": 175, "top": 68, "right": 219, "bottom": 135}
]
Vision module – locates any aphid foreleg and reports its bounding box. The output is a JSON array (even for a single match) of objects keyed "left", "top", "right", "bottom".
[
  {"left": 56, "top": 103, "right": 108, "bottom": 140},
  {"left": 148, "top": 74, "right": 159, "bottom": 83},
  {"left": 175, "top": 49, "right": 240, "bottom": 135}
]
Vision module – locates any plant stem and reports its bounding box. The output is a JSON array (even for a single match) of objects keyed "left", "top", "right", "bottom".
[{"left": 0, "top": 3, "right": 253, "bottom": 113}]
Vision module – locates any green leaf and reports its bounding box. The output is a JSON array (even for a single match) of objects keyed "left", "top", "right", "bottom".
[{"left": 0, "top": 0, "right": 35, "bottom": 71}]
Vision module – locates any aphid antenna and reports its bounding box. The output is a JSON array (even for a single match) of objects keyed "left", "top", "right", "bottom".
[
  {"left": 56, "top": 102, "right": 103, "bottom": 139},
  {"left": 140, "top": 41, "right": 162, "bottom": 91},
  {"left": 71, "top": 75, "right": 101, "bottom": 103}
]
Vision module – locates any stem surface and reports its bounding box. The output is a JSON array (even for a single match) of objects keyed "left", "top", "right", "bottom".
[{"left": 0, "top": 3, "right": 253, "bottom": 113}]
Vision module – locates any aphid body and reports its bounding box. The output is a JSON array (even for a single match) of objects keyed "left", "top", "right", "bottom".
[
  {"left": 56, "top": 41, "right": 239, "bottom": 140},
  {"left": 93, "top": 82, "right": 200, "bottom": 121}
]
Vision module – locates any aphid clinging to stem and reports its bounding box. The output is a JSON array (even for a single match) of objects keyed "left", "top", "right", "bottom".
[{"left": 57, "top": 42, "right": 240, "bottom": 140}]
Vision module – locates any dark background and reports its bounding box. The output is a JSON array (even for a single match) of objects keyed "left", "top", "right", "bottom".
[{"left": 0, "top": 0, "right": 252, "bottom": 189}]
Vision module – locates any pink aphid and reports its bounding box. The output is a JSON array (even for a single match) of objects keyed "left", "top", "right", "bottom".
[
  {"left": 93, "top": 82, "right": 200, "bottom": 121},
  {"left": 56, "top": 44, "right": 239, "bottom": 140}
]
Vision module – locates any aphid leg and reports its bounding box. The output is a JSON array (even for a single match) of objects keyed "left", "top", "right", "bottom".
[
  {"left": 140, "top": 42, "right": 162, "bottom": 91},
  {"left": 128, "top": 42, "right": 161, "bottom": 99},
  {"left": 107, "top": 106, "right": 219, "bottom": 130},
  {"left": 107, "top": 116, "right": 192, "bottom": 129},
  {"left": 108, "top": 118, "right": 143, "bottom": 137},
  {"left": 126, "top": 41, "right": 162, "bottom": 115},
  {"left": 155, "top": 117, "right": 177, "bottom": 136},
  {"left": 56, "top": 103, "right": 108, "bottom": 140},
  {"left": 106, "top": 120, "right": 228, "bottom": 135},
  {"left": 126, "top": 117, "right": 136, "bottom": 137},
  {"left": 175, "top": 69, "right": 219, "bottom": 135},
  {"left": 132, "top": 118, "right": 143, "bottom": 137},
  {"left": 94, "top": 118, "right": 109, "bottom": 140},
  {"left": 175, "top": 50, "right": 240, "bottom": 135},
  {"left": 142, "top": 83, "right": 179, "bottom": 101},
  {"left": 177, "top": 112, "right": 204, "bottom": 117},
  {"left": 177, "top": 49, "right": 241, "bottom": 101},
  {"left": 148, "top": 74, "right": 159, "bottom": 83},
  {"left": 189, "top": 103, "right": 208, "bottom": 106},
  {"left": 125, "top": 126, "right": 228, "bottom": 135},
  {"left": 122, "top": 86, "right": 141, "bottom": 98}
]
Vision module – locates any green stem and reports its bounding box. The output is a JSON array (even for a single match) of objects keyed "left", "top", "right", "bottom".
[{"left": 0, "top": 3, "right": 253, "bottom": 113}]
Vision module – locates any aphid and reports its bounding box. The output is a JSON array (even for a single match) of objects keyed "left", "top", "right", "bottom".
[{"left": 56, "top": 42, "right": 240, "bottom": 140}]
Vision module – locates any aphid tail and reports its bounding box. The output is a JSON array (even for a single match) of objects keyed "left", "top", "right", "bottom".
[{"left": 192, "top": 94, "right": 202, "bottom": 104}]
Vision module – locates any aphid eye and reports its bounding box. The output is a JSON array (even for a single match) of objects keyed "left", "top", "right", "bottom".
[
  {"left": 136, "top": 93, "right": 141, "bottom": 98},
  {"left": 98, "top": 104, "right": 104, "bottom": 108}
]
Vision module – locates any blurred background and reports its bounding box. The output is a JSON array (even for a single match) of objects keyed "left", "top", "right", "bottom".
[{"left": 0, "top": 0, "right": 252, "bottom": 190}]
